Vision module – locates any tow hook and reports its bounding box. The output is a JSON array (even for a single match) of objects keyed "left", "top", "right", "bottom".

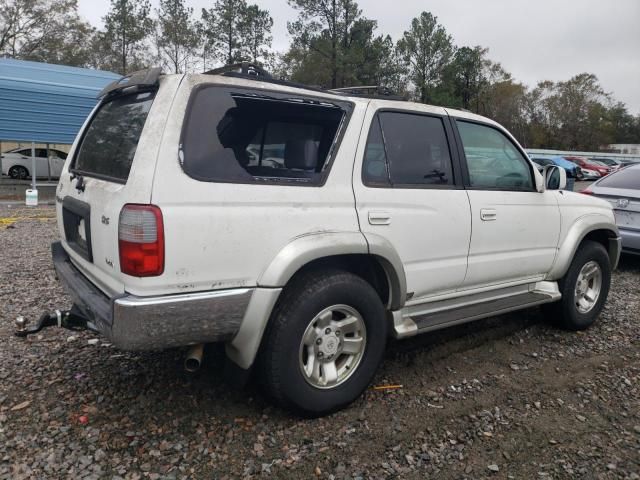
[{"left": 14, "top": 309, "right": 89, "bottom": 338}]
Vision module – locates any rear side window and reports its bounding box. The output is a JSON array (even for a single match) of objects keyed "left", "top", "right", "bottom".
[
  {"left": 457, "top": 120, "right": 533, "bottom": 190},
  {"left": 597, "top": 167, "right": 640, "bottom": 189},
  {"left": 363, "top": 111, "right": 454, "bottom": 187},
  {"left": 73, "top": 91, "right": 155, "bottom": 182},
  {"left": 180, "top": 86, "right": 349, "bottom": 185}
]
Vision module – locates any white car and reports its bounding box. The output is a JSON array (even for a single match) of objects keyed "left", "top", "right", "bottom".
[
  {"left": 26, "top": 66, "right": 621, "bottom": 415},
  {"left": 1, "top": 147, "right": 67, "bottom": 179},
  {"left": 580, "top": 167, "right": 602, "bottom": 180}
]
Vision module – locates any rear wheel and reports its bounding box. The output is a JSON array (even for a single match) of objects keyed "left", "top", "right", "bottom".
[
  {"left": 259, "top": 269, "right": 387, "bottom": 416},
  {"left": 548, "top": 240, "right": 611, "bottom": 330},
  {"left": 9, "top": 165, "right": 29, "bottom": 180}
]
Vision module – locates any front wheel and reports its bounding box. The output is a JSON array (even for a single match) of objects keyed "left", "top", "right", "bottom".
[
  {"left": 549, "top": 240, "right": 612, "bottom": 330},
  {"left": 259, "top": 270, "right": 387, "bottom": 416}
]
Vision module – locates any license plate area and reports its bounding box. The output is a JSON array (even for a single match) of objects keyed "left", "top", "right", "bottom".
[
  {"left": 62, "top": 196, "right": 93, "bottom": 262},
  {"left": 614, "top": 210, "right": 640, "bottom": 229}
]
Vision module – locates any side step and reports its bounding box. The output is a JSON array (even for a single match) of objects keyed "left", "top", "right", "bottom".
[
  {"left": 391, "top": 282, "right": 561, "bottom": 338},
  {"left": 413, "top": 291, "right": 557, "bottom": 333}
]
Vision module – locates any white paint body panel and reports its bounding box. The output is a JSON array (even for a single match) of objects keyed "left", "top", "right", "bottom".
[
  {"left": 352, "top": 101, "right": 472, "bottom": 300},
  {"left": 145, "top": 75, "right": 365, "bottom": 297},
  {"left": 463, "top": 190, "right": 560, "bottom": 287}
]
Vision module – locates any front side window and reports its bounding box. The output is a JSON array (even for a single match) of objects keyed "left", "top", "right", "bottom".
[
  {"left": 180, "top": 87, "right": 348, "bottom": 185},
  {"left": 363, "top": 111, "right": 454, "bottom": 187},
  {"left": 74, "top": 91, "right": 155, "bottom": 182},
  {"left": 457, "top": 120, "right": 533, "bottom": 190}
]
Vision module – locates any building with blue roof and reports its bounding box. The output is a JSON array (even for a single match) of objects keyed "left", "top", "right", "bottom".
[{"left": 0, "top": 58, "right": 120, "bottom": 145}]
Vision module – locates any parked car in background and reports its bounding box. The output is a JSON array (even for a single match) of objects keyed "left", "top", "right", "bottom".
[
  {"left": 565, "top": 156, "right": 611, "bottom": 179},
  {"left": 1, "top": 147, "right": 67, "bottom": 179},
  {"left": 530, "top": 156, "right": 581, "bottom": 190},
  {"left": 582, "top": 164, "right": 640, "bottom": 255},
  {"left": 590, "top": 157, "right": 624, "bottom": 171}
]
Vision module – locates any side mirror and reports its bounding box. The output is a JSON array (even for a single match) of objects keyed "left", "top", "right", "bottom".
[{"left": 543, "top": 165, "right": 566, "bottom": 191}]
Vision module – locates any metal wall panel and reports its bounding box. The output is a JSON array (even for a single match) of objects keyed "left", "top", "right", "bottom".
[{"left": 0, "top": 59, "right": 120, "bottom": 144}]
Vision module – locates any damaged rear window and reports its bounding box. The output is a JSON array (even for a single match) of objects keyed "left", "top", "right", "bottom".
[
  {"left": 180, "top": 86, "right": 350, "bottom": 185},
  {"left": 73, "top": 91, "right": 155, "bottom": 182}
]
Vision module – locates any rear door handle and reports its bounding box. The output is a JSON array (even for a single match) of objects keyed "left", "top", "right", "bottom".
[
  {"left": 368, "top": 211, "right": 391, "bottom": 225},
  {"left": 480, "top": 208, "right": 497, "bottom": 221}
]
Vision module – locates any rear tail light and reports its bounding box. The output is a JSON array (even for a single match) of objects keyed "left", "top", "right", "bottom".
[
  {"left": 580, "top": 188, "right": 593, "bottom": 195},
  {"left": 118, "top": 204, "right": 164, "bottom": 277}
]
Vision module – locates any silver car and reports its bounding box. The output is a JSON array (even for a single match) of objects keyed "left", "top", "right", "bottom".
[{"left": 583, "top": 164, "right": 640, "bottom": 254}]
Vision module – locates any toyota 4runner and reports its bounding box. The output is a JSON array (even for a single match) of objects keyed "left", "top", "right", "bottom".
[{"left": 44, "top": 65, "right": 620, "bottom": 415}]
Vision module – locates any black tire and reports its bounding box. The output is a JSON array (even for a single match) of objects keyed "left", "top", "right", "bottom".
[
  {"left": 547, "top": 240, "right": 611, "bottom": 330},
  {"left": 259, "top": 269, "right": 387, "bottom": 417},
  {"left": 9, "top": 165, "right": 29, "bottom": 180}
]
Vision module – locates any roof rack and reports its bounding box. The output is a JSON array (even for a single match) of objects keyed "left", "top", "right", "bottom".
[
  {"left": 205, "top": 62, "right": 272, "bottom": 79},
  {"left": 98, "top": 67, "right": 162, "bottom": 99},
  {"left": 204, "top": 62, "right": 341, "bottom": 96},
  {"left": 203, "top": 64, "right": 408, "bottom": 102},
  {"left": 329, "top": 85, "right": 407, "bottom": 101}
]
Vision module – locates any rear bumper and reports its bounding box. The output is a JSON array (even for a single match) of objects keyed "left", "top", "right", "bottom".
[
  {"left": 52, "top": 241, "right": 253, "bottom": 350},
  {"left": 620, "top": 227, "right": 640, "bottom": 255}
]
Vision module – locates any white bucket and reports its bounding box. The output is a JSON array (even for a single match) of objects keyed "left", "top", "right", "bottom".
[{"left": 25, "top": 189, "right": 38, "bottom": 206}]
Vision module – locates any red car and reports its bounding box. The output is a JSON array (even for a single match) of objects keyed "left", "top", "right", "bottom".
[{"left": 564, "top": 156, "right": 612, "bottom": 178}]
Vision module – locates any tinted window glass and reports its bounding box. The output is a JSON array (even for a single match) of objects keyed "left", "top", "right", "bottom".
[
  {"left": 181, "top": 87, "right": 346, "bottom": 184},
  {"left": 363, "top": 112, "right": 453, "bottom": 186},
  {"left": 457, "top": 121, "right": 533, "bottom": 190},
  {"left": 597, "top": 167, "right": 640, "bottom": 189},
  {"left": 362, "top": 116, "right": 389, "bottom": 185},
  {"left": 74, "top": 91, "right": 155, "bottom": 181}
]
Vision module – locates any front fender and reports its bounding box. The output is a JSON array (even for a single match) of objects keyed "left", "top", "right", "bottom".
[{"left": 546, "top": 214, "right": 619, "bottom": 280}]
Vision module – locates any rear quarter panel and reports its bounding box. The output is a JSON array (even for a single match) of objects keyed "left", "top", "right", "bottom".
[{"left": 142, "top": 76, "right": 366, "bottom": 297}]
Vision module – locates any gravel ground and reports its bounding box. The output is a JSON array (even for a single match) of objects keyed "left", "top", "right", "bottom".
[{"left": 1, "top": 205, "right": 639, "bottom": 480}]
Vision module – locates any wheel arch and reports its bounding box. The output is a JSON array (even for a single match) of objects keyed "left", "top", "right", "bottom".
[
  {"left": 547, "top": 215, "right": 620, "bottom": 280},
  {"left": 257, "top": 232, "right": 407, "bottom": 310},
  {"left": 226, "top": 232, "right": 407, "bottom": 370}
]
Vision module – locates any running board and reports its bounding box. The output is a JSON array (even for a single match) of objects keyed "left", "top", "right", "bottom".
[{"left": 392, "top": 282, "right": 561, "bottom": 338}]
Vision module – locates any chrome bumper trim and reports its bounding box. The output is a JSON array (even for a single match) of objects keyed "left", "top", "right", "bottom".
[{"left": 52, "top": 241, "right": 254, "bottom": 350}]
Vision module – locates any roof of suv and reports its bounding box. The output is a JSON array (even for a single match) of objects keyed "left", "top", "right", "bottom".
[
  {"left": 185, "top": 72, "right": 498, "bottom": 128},
  {"left": 101, "top": 65, "right": 499, "bottom": 129}
]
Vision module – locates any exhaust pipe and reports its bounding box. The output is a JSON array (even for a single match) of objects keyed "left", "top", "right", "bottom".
[{"left": 184, "top": 344, "right": 204, "bottom": 372}]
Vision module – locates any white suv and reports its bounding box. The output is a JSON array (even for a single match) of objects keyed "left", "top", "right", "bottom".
[{"left": 49, "top": 66, "right": 620, "bottom": 415}]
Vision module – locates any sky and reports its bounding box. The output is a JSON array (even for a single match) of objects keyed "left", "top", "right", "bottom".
[{"left": 77, "top": 0, "right": 640, "bottom": 113}]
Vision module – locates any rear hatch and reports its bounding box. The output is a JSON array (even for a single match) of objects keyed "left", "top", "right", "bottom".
[{"left": 55, "top": 71, "right": 180, "bottom": 297}]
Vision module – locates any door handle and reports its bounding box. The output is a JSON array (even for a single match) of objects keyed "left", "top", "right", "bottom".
[
  {"left": 480, "top": 208, "right": 497, "bottom": 221},
  {"left": 368, "top": 211, "right": 391, "bottom": 225}
]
